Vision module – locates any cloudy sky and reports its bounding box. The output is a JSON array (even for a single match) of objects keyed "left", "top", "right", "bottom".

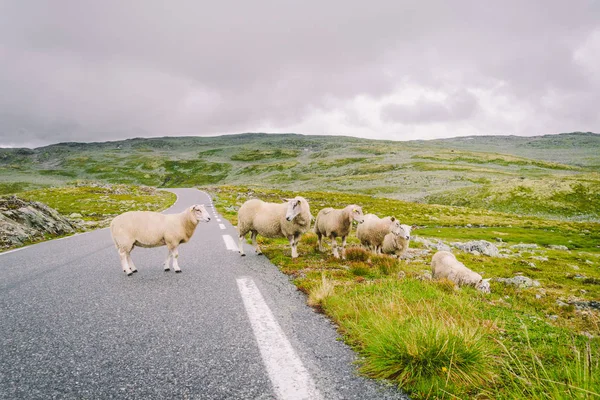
[{"left": 1, "top": 1, "right": 599, "bottom": 147}]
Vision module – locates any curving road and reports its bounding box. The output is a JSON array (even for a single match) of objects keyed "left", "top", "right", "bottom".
[{"left": 0, "top": 189, "right": 407, "bottom": 400}]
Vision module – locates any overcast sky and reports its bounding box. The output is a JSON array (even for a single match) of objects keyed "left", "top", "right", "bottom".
[{"left": 1, "top": 1, "right": 599, "bottom": 147}]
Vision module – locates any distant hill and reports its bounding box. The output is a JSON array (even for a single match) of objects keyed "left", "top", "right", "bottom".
[{"left": 1, "top": 132, "right": 599, "bottom": 220}]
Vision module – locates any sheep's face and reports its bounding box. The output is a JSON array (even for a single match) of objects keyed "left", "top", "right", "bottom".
[
  {"left": 398, "top": 224, "right": 413, "bottom": 241},
  {"left": 285, "top": 198, "right": 303, "bottom": 222},
  {"left": 191, "top": 204, "right": 211, "bottom": 223},
  {"left": 476, "top": 279, "right": 491, "bottom": 294},
  {"left": 389, "top": 217, "right": 404, "bottom": 236},
  {"left": 350, "top": 205, "right": 365, "bottom": 223}
]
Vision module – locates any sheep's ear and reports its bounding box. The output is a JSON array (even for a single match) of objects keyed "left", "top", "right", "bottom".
[
  {"left": 412, "top": 225, "right": 417, "bottom": 230},
  {"left": 390, "top": 216, "right": 396, "bottom": 222},
  {"left": 483, "top": 278, "right": 491, "bottom": 283}
]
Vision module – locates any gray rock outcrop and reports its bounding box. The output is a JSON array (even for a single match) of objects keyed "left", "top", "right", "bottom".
[{"left": 0, "top": 196, "right": 78, "bottom": 249}]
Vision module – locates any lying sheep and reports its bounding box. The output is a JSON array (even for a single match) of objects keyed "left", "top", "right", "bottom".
[
  {"left": 356, "top": 213, "right": 404, "bottom": 254},
  {"left": 431, "top": 251, "right": 490, "bottom": 293},
  {"left": 314, "top": 204, "right": 364, "bottom": 259},
  {"left": 238, "top": 196, "right": 311, "bottom": 258},
  {"left": 381, "top": 224, "right": 414, "bottom": 258},
  {"left": 110, "top": 205, "right": 211, "bottom": 275}
]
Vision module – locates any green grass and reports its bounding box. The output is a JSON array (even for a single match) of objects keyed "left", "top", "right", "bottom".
[
  {"left": 209, "top": 185, "right": 600, "bottom": 399},
  {"left": 18, "top": 184, "right": 176, "bottom": 221}
]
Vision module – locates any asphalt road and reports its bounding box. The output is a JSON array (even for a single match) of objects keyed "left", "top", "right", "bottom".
[{"left": 0, "top": 188, "right": 407, "bottom": 400}]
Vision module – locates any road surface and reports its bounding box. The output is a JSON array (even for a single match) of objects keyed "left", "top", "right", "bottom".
[{"left": 1, "top": 188, "right": 407, "bottom": 399}]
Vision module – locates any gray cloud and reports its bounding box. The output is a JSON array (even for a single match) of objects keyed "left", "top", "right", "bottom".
[{"left": 0, "top": 0, "right": 599, "bottom": 147}]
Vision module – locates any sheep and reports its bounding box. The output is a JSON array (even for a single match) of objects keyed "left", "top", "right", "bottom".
[
  {"left": 110, "top": 204, "right": 211, "bottom": 275},
  {"left": 381, "top": 224, "right": 415, "bottom": 258},
  {"left": 237, "top": 196, "right": 311, "bottom": 258},
  {"left": 314, "top": 204, "right": 364, "bottom": 259},
  {"left": 431, "top": 251, "right": 490, "bottom": 293},
  {"left": 356, "top": 213, "right": 404, "bottom": 254}
]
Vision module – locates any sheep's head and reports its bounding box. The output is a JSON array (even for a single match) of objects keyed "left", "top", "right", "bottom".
[
  {"left": 284, "top": 197, "right": 304, "bottom": 221},
  {"left": 191, "top": 204, "right": 211, "bottom": 223},
  {"left": 476, "top": 278, "right": 491, "bottom": 294},
  {"left": 388, "top": 217, "right": 404, "bottom": 236},
  {"left": 398, "top": 224, "right": 413, "bottom": 241},
  {"left": 348, "top": 205, "right": 365, "bottom": 223}
]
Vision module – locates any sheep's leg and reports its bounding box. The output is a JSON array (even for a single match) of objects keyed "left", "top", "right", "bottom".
[
  {"left": 341, "top": 236, "right": 347, "bottom": 260},
  {"left": 252, "top": 231, "right": 262, "bottom": 255},
  {"left": 238, "top": 232, "right": 246, "bottom": 256},
  {"left": 171, "top": 247, "right": 181, "bottom": 273},
  {"left": 119, "top": 249, "right": 133, "bottom": 276},
  {"left": 289, "top": 235, "right": 298, "bottom": 258},
  {"left": 317, "top": 233, "right": 324, "bottom": 252},
  {"left": 330, "top": 234, "right": 339, "bottom": 259},
  {"left": 126, "top": 253, "right": 138, "bottom": 273},
  {"left": 164, "top": 248, "right": 172, "bottom": 271}
]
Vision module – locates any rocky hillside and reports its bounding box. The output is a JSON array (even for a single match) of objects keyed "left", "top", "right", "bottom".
[{"left": 0, "top": 196, "right": 78, "bottom": 249}]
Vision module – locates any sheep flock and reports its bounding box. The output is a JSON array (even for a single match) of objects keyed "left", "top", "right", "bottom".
[{"left": 109, "top": 192, "right": 492, "bottom": 293}]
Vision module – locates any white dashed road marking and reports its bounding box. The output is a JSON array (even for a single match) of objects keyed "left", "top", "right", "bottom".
[
  {"left": 236, "top": 277, "right": 322, "bottom": 400},
  {"left": 219, "top": 224, "right": 226, "bottom": 230},
  {"left": 222, "top": 235, "right": 238, "bottom": 251}
]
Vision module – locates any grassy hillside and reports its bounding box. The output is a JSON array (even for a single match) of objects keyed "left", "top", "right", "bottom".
[{"left": 1, "top": 132, "right": 599, "bottom": 220}]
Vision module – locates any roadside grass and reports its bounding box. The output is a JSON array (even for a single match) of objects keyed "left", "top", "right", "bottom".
[{"left": 208, "top": 185, "right": 600, "bottom": 399}]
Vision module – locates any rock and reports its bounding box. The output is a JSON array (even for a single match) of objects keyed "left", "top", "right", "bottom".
[
  {"left": 396, "top": 271, "right": 406, "bottom": 280},
  {"left": 510, "top": 243, "right": 539, "bottom": 250},
  {"left": 452, "top": 240, "right": 500, "bottom": 257},
  {"left": 69, "top": 213, "right": 83, "bottom": 218},
  {"left": 548, "top": 315, "right": 559, "bottom": 321},
  {"left": 1, "top": 196, "right": 78, "bottom": 250},
  {"left": 549, "top": 245, "right": 569, "bottom": 251},
  {"left": 556, "top": 300, "right": 569, "bottom": 307},
  {"left": 581, "top": 331, "right": 594, "bottom": 339},
  {"left": 495, "top": 276, "right": 541, "bottom": 288},
  {"left": 530, "top": 256, "right": 548, "bottom": 262}
]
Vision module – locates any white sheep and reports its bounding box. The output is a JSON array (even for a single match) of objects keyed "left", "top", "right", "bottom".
[
  {"left": 237, "top": 196, "right": 311, "bottom": 258},
  {"left": 431, "top": 251, "right": 490, "bottom": 293},
  {"left": 110, "top": 205, "right": 211, "bottom": 275},
  {"left": 314, "top": 204, "right": 364, "bottom": 259},
  {"left": 356, "top": 213, "right": 404, "bottom": 254},
  {"left": 381, "top": 224, "right": 414, "bottom": 258}
]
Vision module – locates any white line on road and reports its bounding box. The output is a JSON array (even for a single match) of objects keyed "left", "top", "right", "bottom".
[
  {"left": 219, "top": 224, "right": 226, "bottom": 230},
  {"left": 222, "top": 234, "right": 238, "bottom": 251},
  {"left": 0, "top": 246, "right": 29, "bottom": 256},
  {"left": 237, "top": 277, "right": 322, "bottom": 400}
]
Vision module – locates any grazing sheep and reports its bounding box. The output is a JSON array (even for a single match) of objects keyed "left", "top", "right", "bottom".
[
  {"left": 431, "top": 251, "right": 490, "bottom": 293},
  {"left": 110, "top": 205, "right": 211, "bottom": 275},
  {"left": 314, "top": 204, "right": 364, "bottom": 259},
  {"left": 237, "top": 196, "right": 311, "bottom": 258},
  {"left": 356, "top": 214, "right": 404, "bottom": 254},
  {"left": 381, "top": 224, "right": 415, "bottom": 258}
]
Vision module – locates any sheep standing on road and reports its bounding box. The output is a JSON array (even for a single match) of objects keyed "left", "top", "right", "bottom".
[
  {"left": 431, "top": 251, "right": 490, "bottom": 293},
  {"left": 237, "top": 196, "right": 311, "bottom": 258},
  {"left": 314, "top": 204, "right": 364, "bottom": 259},
  {"left": 110, "top": 205, "right": 211, "bottom": 275},
  {"left": 356, "top": 214, "right": 404, "bottom": 254},
  {"left": 381, "top": 224, "right": 414, "bottom": 258}
]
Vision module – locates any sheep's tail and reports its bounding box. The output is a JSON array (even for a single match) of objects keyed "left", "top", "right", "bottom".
[{"left": 313, "top": 212, "right": 320, "bottom": 233}]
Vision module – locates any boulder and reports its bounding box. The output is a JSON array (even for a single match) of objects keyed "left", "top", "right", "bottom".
[
  {"left": 495, "top": 276, "right": 541, "bottom": 289},
  {"left": 452, "top": 240, "right": 500, "bottom": 257}
]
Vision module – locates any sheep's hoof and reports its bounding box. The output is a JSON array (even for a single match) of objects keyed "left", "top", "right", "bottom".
[
  {"left": 164, "top": 268, "right": 171, "bottom": 272},
  {"left": 132, "top": 270, "right": 138, "bottom": 273},
  {"left": 127, "top": 271, "right": 133, "bottom": 276},
  {"left": 240, "top": 253, "right": 246, "bottom": 257},
  {"left": 175, "top": 270, "right": 182, "bottom": 273}
]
